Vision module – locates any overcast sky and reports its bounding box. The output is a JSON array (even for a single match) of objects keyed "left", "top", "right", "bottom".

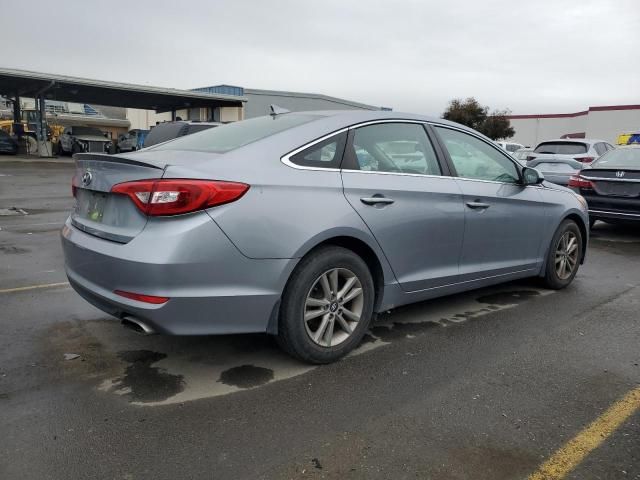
[{"left": 3, "top": 0, "right": 639, "bottom": 115}]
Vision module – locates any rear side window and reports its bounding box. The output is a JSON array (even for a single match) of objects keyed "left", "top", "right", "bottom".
[
  {"left": 534, "top": 142, "right": 587, "bottom": 155},
  {"left": 151, "top": 114, "right": 321, "bottom": 153},
  {"left": 289, "top": 132, "right": 347, "bottom": 169},
  {"left": 345, "top": 123, "right": 442, "bottom": 175},
  {"left": 506, "top": 143, "right": 520, "bottom": 152},
  {"left": 594, "top": 143, "right": 606, "bottom": 156}
]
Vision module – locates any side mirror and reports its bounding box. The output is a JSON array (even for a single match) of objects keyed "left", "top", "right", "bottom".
[{"left": 522, "top": 166, "right": 544, "bottom": 185}]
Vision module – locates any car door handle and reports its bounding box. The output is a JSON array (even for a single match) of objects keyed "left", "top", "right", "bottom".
[
  {"left": 466, "top": 201, "right": 490, "bottom": 209},
  {"left": 360, "top": 196, "right": 395, "bottom": 206}
]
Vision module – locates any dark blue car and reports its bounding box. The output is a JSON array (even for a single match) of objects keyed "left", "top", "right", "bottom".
[{"left": 0, "top": 130, "right": 18, "bottom": 154}]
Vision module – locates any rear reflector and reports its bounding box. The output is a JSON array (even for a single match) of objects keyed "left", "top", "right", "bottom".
[
  {"left": 111, "top": 179, "right": 249, "bottom": 216},
  {"left": 568, "top": 175, "right": 594, "bottom": 189},
  {"left": 114, "top": 289, "right": 169, "bottom": 304}
]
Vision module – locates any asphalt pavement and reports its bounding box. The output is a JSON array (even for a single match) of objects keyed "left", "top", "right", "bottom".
[{"left": 1, "top": 158, "right": 638, "bottom": 479}]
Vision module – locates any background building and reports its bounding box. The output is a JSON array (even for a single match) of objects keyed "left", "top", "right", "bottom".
[
  {"left": 126, "top": 85, "right": 388, "bottom": 129},
  {"left": 508, "top": 104, "right": 640, "bottom": 146}
]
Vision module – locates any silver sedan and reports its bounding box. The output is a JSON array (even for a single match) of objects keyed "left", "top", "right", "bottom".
[{"left": 62, "top": 110, "right": 589, "bottom": 363}]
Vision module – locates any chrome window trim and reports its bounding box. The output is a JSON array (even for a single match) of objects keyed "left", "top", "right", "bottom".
[
  {"left": 347, "top": 119, "right": 429, "bottom": 129},
  {"left": 280, "top": 127, "right": 349, "bottom": 171},
  {"left": 580, "top": 175, "right": 640, "bottom": 183},
  {"left": 280, "top": 118, "right": 525, "bottom": 185},
  {"left": 589, "top": 209, "right": 640, "bottom": 218},
  {"left": 341, "top": 168, "right": 452, "bottom": 180}
]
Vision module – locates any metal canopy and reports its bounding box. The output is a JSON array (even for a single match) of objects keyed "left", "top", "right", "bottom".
[{"left": 0, "top": 68, "right": 246, "bottom": 112}]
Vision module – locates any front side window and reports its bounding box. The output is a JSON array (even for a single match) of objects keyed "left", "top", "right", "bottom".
[
  {"left": 346, "top": 123, "right": 441, "bottom": 175},
  {"left": 289, "top": 132, "right": 347, "bottom": 168},
  {"left": 435, "top": 127, "right": 520, "bottom": 183},
  {"left": 506, "top": 143, "right": 520, "bottom": 152}
]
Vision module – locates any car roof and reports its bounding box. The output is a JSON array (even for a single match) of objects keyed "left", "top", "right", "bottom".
[
  {"left": 280, "top": 109, "right": 490, "bottom": 139},
  {"left": 536, "top": 138, "right": 609, "bottom": 145}
]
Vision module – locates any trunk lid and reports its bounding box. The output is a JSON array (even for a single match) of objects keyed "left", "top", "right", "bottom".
[
  {"left": 71, "top": 153, "right": 164, "bottom": 243},
  {"left": 580, "top": 168, "right": 640, "bottom": 198}
]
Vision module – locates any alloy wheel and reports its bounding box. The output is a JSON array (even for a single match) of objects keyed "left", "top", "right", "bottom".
[
  {"left": 555, "top": 231, "right": 579, "bottom": 280},
  {"left": 303, "top": 268, "right": 364, "bottom": 347}
]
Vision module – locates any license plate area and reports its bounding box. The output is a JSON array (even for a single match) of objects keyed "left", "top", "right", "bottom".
[
  {"left": 76, "top": 189, "right": 108, "bottom": 223},
  {"left": 595, "top": 182, "right": 640, "bottom": 197}
]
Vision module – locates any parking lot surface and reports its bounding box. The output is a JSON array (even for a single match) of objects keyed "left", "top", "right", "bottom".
[{"left": 1, "top": 159, "right": 639, "bottom": 479}]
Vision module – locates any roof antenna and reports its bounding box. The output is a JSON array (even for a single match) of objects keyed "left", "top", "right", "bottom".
[{"left": 270, "top": 104, "right": 290, "bottom": 116}]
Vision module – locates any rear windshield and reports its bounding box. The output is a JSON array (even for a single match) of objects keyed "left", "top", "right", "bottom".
[
  {"left": 591, "top": 148, "right": 640, "bottom": 169},
  {"left": 73, "top": 127, "right": 105, "bottom": 136},
  {"left": 534, "top": 142, "right": 587, "bottom": 155},
  {"left": 186, "top": 124, "right": 218, "bottom": 135},
  {"left": 144, "top": 123, "right": 188, "bottom": 147},
  {"left": 150, "top": 114, "right": 321, "bottom": 153}
]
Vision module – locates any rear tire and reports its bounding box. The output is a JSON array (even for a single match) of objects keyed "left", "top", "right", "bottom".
[
  {"left": 542, "top": 220, "right": 583, "bottom": 290},
  {"left": 277, "top": 246, "right": 375, "bottom": 364}
]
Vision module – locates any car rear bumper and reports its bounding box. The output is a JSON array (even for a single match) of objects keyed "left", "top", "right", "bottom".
[{"left": 61, "top": 213, "right": 296, "bottom": 335}]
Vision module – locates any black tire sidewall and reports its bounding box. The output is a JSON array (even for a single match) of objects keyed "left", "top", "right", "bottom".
[
  {"left": 279, "top": 246, "right": 375, "bottom": 364},
  {"left": 544, "top": 220, "right": 583, "bottom": 289}
]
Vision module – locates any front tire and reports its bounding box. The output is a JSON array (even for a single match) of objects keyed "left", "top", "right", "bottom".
[
  {"left": 277, "top": 246, "right": 375, "bottom": 364},
  {"left": 542, "top": 220, "right": 583, "bottom": 289}
]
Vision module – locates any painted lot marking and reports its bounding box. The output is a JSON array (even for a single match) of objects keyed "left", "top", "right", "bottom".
[
  {"left": 528, "top": 386, "right": 640, "bottom": 480},
  {"left": 90, "top": 286, "right": 554, "bottom": 406},
  {"left": 0, "top": 282, "right": 69, "bottom": 294}
]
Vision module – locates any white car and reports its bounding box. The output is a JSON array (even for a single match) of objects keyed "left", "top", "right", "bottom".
[
  {"left": 527, "top": 139, "right": 615, "bottom": 165},
  {"left": 495, "top": 141, "right": 524, "bottom": 153}
]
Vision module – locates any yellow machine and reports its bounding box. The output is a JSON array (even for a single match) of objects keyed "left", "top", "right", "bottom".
[
  {"left": 0, "top": 109, "right": 63, "bottom": 143},
  {"left": 617, "top": 133, "right": 632, "bottom": 145}
]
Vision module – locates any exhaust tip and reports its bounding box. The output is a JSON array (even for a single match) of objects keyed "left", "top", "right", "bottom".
[{"left": 121, "top": 317, "right": 156, "bottom": 335}]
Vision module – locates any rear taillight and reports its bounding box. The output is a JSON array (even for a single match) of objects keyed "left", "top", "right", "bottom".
[
  {"left": 575, "top": 157, "right": 595, "bottom": 163},
  {"left": 568, "top": 175, "right": 594, "bottom": 189},
  {"left": 111, "top": 179, "right": 249, "bottom": 216},
  {"left": 114, "top": 290, "right": 169, "bottom": 304}
]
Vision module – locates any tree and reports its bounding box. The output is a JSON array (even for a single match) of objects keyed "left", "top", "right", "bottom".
[{"left": 442, "top": 97, "right": 515, "bottom": 140}]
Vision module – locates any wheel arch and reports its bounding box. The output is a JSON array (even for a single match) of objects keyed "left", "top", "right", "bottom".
[
  {"left": 267, "top": 233, "right": 390, "bottom": 335},
  {"left": 540, "top": 211, "right": 588, "bottom": 278},
  {"left": 563, "top": 212, "right": 588, "bottom": 264}
]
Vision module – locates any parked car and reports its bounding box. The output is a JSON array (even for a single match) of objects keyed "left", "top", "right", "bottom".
[
  {"left": 143, "top": 121, "right": 221, "bottom": 147},
  {"left": 512, "top": 147, "right": 533, "bottom": 166},
  {"left": 568, "top": 145, "right": 640, "bottom": 227},
  {"left": 117, "top": 129, "right": 149, "bottom": 153},
  {"left": 0, "top": 129, "right": 18, "bottom": 154},
  {"left": 495, "top": 141, "right": 524, "bottom": 153},
  {"left": 527, "top": 139, "right": 614, "bottom": 165},
  {"left": 62, "top": 111, "right": 589, "bottom": 364},
  {"left": 57, "top": 126, "right": 112, "bottom": 155}
]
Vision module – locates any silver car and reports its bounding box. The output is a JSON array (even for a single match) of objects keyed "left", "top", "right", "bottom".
[{"left": 62, "top": 111, "right": 589, "bottom": 363}]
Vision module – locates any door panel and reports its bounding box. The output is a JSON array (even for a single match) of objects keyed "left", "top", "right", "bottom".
[
  {"left": 455, "top": 179, "right": 547, "bottom": 280},
  {"left": 341, "top": 122, "right": 465, "bottom": 292},
  {"left": 433, "top": 125, "right": 548, "bottom": 280}
]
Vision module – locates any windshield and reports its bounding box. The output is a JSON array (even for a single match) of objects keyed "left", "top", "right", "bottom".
[
  {"left": 591, "top": 148, "right": 640, "bottom": 169},
  {"left": 73, "top": 127, "right": 105, "bottom": 136},
  {"left": 534, "top": 141, "right": 587, "bottom": 155},
  {"left": 150, "top": 114, "right": 322, "bottom": 153}
]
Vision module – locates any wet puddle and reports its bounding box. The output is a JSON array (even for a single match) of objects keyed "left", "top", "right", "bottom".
[{"left": 54, "top": 284, "right": 553, "bottom": 406}]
